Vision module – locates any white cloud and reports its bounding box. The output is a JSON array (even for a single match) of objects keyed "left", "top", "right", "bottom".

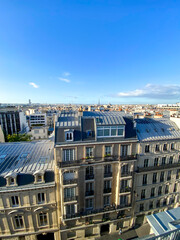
[
  {"left": 59, "top": 77, "right": 70, "bottom": 83},
  {"left": 63, "top": 72, "right": 71, "bottom": 77},
  {"left": 117, "top": 84, "right": 180, "bottom": 99},
  {"left": 29, "top": 82, "right": 39, "bottom": 88}
]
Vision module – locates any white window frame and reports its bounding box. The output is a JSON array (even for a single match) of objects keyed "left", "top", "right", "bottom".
[
  {"left": 86, "top": 147, "right": 93, "bottom": 158},
  {"left": 105, "top": 146, "right": 112, "bottom": 156},
  {"left": 97, "top": 126, "right": 124, "bottom": 138},
  {"left": 63, "top": 149, "right": 75, "bottom": 162},
  {"left": 85, "top": 198, "right": 94, "bottom": 210},
  {"left": 65, "top": 131, "right": 74, "bottom": 142}
]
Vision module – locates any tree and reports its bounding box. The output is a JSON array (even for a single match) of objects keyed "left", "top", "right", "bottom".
[{"left": 6, "top": 133, "right": 31, "bottom": 142}]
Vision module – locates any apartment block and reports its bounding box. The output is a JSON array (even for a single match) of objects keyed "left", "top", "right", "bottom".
[
  {"left": 0, "top": 141, "right": 59, "bottom": 240},
  {"left": 54, "top": 111, "right": 138, "bottom": 239},
  {"left": 134, "top": 118, "right": 180, "bottom": 225}
]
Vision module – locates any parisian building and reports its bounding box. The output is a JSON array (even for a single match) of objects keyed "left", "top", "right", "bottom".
[{"left": 54, "top": 111, "right": 138, "bottom": 239}]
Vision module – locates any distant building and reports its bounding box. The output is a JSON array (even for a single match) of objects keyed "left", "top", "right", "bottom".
[
  {"left": 0, "top": 125, "right": 5, "bottom": 142},
  {"left": 28, "top": 126, "right": 48, "bottom": 140},
  {"left": 29, "top": 113, "right": 47, "bottom": 127},
  {"left": 0, "top": 110, "right": 28, "bottom": 137}
]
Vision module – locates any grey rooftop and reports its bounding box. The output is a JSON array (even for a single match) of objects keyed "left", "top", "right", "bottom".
[
  {"left": 0, "top": 140, "right": 54, "bottom": 177},
  {"left": 135, "top": 118, "right": 180, "bottom": 142}
]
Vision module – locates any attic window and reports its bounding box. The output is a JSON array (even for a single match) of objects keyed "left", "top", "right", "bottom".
[
  {"left": 65, "top": 131, "right": 73, "bottom": 141},
  {"left": 96, "top": 117, "right": 100, "bottom": 123},
  {"left": 146, "top": 129, "right": 149, "bottom": 133},
  {"left": 161, "top": 128, "right": 165, "bottom": 132},
  {"left": 10, "top": 177, "right": 15, "bottom": 185},
  {"left": 87, "top": 130, "right": 92, "bottom": 137},
  {"left": 154, "top": 129, "right": 158, "bottom": 132},
  {"left": 37, "top": 175, "right": 43, "bottom": 182}
]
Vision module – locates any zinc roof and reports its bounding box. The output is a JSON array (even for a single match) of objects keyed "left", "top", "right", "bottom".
[
  {"left": 0, "top": 140, "right": 54, "bottom": 177},
  {"left": 56, "top": 111, "right": 79, "bottom": 127},
  {"left": 83, "top": 111, "right": 126, "bottom": 125},
  {"left": 136, "top": 118, "right": 180, "bottom": 142}
]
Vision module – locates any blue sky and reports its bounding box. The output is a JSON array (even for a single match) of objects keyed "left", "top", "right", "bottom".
[{"left": 0, "top": 0, "right": 180, "bottom": 104}]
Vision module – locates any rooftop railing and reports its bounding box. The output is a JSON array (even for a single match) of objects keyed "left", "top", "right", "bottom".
[
  {"left": 137, "top": 162, "right": 180, "bottom": 173},
  {"left": 63, "top": 179, "right": 78, "bottom": 185}
]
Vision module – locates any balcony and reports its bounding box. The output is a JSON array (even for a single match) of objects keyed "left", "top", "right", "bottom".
[
  {"left": 103, "top": 188, "right": 111, "bottom": 194},
  {"left": 64, "top": 196, "right": 78, "bottom": 202},
  {"left": 120, "top": 187, "right": 131, "bottom": 193},
  {"left": 63, "top": 179, "right": 78, "bottom": 185},
  {"left": 121, "top": 171, "right": 133, "bottom": 177},
  {"left": 137, "top": 162, "right": 180, "bottom": 173},
  {"left": 120, "top": 155, "right": 137, "bottom": 161},
  {"left": 85, "top": 190, "right": 94, "bottom": 196},
  {"left": 63, "top": 203, "right": 132, "bottom": 220},
  {"left": 104, "top": 172, "right": 112, "bottom": 178},
  {"left": 85, "top": 174, "right": 94, "bottom": 180}
]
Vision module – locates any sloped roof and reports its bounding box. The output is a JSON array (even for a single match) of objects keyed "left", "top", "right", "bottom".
[{"left": 135, "top": 118, "right": 180, "bottom": 141}]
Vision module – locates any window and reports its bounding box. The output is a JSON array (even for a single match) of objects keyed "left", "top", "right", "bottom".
[
  {"left": 120, "top": 195, "right": 127, "bottom": 205},
  {"left": 86, "top": 182, "right": 94, "bottom": 196},
  {"left": 151, "top": 188, "right": 155, "bottom": 197},
  {"left": 104, "top": 196, "right": 110, "bottom": 207},
  {"left": 34, "top": 130, "right": 39, "bottom": 134},
  {"left": 104, "top": 164, "right": 111, "bottom": 174},
  {"left": 121, "top": 164, "right": 128, "bottom": 174},
  {"left": 174, "top": 183, "right": 177, "bottom": 192},
  {"left": 162, "top": 157, "right": 166, "bottom": 165},
  {"left": 144, "top": 159, "right": 148, "bottom": 167},
  {"left": 63, "top": 149, "right": 74, "bottom": 162},
  {"left": 105, "top": 146, "right": 112, "bottom": 156},
  {"left": 64, "top": 188, "right": 76, "bottom": 200},
  {"left": 86, "top": 147, "right": 93, "bottom": 158},
  {"left": 141, "top": 189, "right": 146, "bottom": 199},
  {"left": 156, "top": 200, "right": 160, "bottom": 208},
  {"left": 167, "top": 170, "right": 171, "bottom": 181},
  {"left": 158, "top": 186, "right": 162, "bottom": 196},
  {"left": 140, "top": 204, "right": 144, "bottom": 212},
  {"left": 169, "top": 156, "right": 173, "bottom": 164},
  {"left": 176, "top": 169, "right": 180, "bottom": 179},
  {"left": 152, "top": 173, "right": 157, "bottom": 184},
  {"left": 104, "top": 180, "right": 111, "bottom": 193},
  {"left": 171, "top": 143, "right": 175, "bottom": 150},
  {"left": 142, "top": 174, "right": 147, "bottom": 185},
  {"left": 121, "top": 145, "right": 128, "bottom": 157},
  {"left": 14, "top": 215, "right": 24, "bottom": 229},
  {"left": 39, "top": 212, "right": 48, "bottom": 226},
  {"left": 66, "top": 204, "right": 75, "bottom": 215},
  {"left": 86, "top": 166, "right": 94, "bottom": 177},
  {"left": 163, "top": 199, "right": 167, "bottom": 206},
  {"left": 165, "top": 185, "right": 169, "bottom": 194},
  {"left": 145, "top": 145, "right": 149, "bottom": 153},
  {"left": 149, "top": 201, "right": 153, "bottom": 209},
  {"left": 163, "top": 144, "right": 167, "bottom": 151},
  {"left": 154, "top": 158, "right": 158, "bottom": 166},
  {"left": 11, "top": 196, "right": 19, "bottom": 206},
  {"left": 38, "top": 193, "right": 45, "bottom": 204},
  {"left": 155, "top": 145, "right": 160, "bottom": 152},
  {"left": 86, "top": 198, "right": 93, "bottom": 209},
  {"left": 86, "top": 130, "right": 92, "bottom": 137},
  {"left": 97, "top": 126, "right": 124, "bottom": 138},
  {"left": 37, "top": 175, "right": 42, "bottom": 182},
  {"left": 160, "top": 172, "right": 164, "bottom": 182},
  {"left": 65, "top": 131, "right": 73, "bottom": 141},
  {"left": 9, "top": 177, "right": 15, "bottom": 185}
]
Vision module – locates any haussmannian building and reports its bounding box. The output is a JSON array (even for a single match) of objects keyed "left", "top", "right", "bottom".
[{"left": 54, "top": 111, "right": 138, "bottom": 239}]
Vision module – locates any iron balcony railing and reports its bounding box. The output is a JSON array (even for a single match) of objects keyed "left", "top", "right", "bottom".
[
  {"left": 63, "top": 179, "right": 78, "bottom": 185},
  {"left": 64, "top": 196, "right": 78, "bottom": 202},
  {"left": 85, "top": 190, "right": 94, "bottom": 196},
  {"left": 121, "top": 171, "right": 133, "bottom": 177},
  {"left": 85, "top": 174, "right": 94, "bottom": 180},
  {"left": 120, "top": 187, "right": 132, "bottom": 193},
  {"left": 103, "top": 188, "right": 112, "bottom": 193},
  {"left": 137, "top": 162, "right": 180, "bottom": 173},
  {"left": 104, "top": 172, "right": 112, "bottom": 178},
  {"left": 58, "top": 155, "right": 137, "bottom": 168},
  {"left": 63, "top": 203, "right": 132, "bottom": 220}
]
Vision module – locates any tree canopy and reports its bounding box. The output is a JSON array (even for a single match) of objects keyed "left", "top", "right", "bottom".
[{"left": 6, "top": 133, "right": 31, "bottom": 142}]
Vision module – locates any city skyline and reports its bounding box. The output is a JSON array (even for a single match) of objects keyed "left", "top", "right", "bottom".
[{"left": 1, "top": 1, "right": 180, "bottom": 104}]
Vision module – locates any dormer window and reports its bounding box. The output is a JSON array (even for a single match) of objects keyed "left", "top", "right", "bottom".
[
  {"left": 65, "top": 130, "right": 74, "bottom": 141},
  {"left": 10, "top": 177, "right": 15, "bottom": 185},
  {"left": 37, "top": 175, "right": 43, "bottom": 182},
  {"left": 87, "top": 130, "right": 92, "bottom": 137}
]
